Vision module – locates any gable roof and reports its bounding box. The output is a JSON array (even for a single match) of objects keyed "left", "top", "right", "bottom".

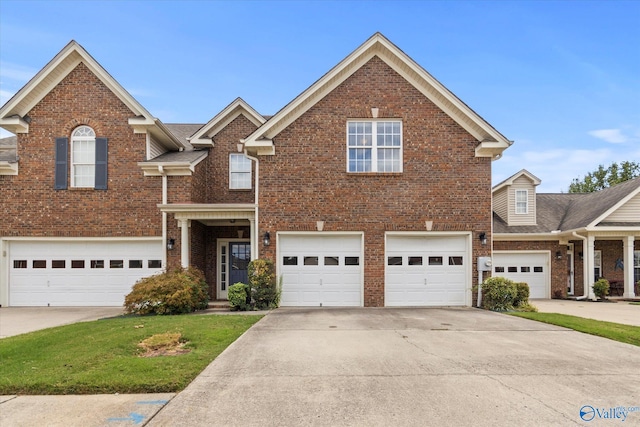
[
  {"left": 494, "top": 177, "right": 640, "bottom": 235},
  {"left": 492, "top": 169, "right": 541, "bottom": 193},
  {"left": 189, "top": 98, "right": 265, "bottom": 147},
  {"left": 243, "top": 32, "right": 512, "bottom": 158},
  {"left": 0, "top": 40, "right": 183, "bottom": 150}
]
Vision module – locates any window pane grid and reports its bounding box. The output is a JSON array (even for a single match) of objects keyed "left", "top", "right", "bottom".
[
  {"left": 348, "top": 121, "right": 401, "bottom": 172},
  {"left": 71, "top": 126, "right": 96, "bottom": 188},
  {"left": 229, "top": 154, "right": 252, "bottom": 189}
]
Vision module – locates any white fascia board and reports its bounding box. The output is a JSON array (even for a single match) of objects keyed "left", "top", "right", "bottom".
[
  {"left": 191, "top": 98, "right": 265, "bottom": 147},
  {"left": 493, "top": 233, "right": 564, "bottom": 241},
  {"left": 492, "top": 169, "right": 542, "bottom": 192},
  {"left": 0, "top": 161, "right": 18, "bottom": 175},
  {"left": 587, "top": 185, "right": 640, "bottom": 228},
  {"left": 243, "top": 33, "right": 511, "bottom": 158},
  {"left": 0, "top": 116, "right": 29, "bottom": 134},
  {"left": 129, "top": 117, "right": 184, "bottom": 150},
  {"left": 138, "top": 162, "right": 194, "bottom": 176}
]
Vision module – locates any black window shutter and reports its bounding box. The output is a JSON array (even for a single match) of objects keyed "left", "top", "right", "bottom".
[
  {"left": 94, "top": 137, "right": 108, "bottom": 190},
  {"left": 54, "top": 137, "right": 68, "bottom": 190}
]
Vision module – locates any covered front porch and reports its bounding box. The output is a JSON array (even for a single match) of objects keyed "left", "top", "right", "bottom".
[
  {"left": 565, "top": 231, "right": 638, "bottom": 300},
  {"left": 159, "top": 203, "right": 261, "bottom": 299}
]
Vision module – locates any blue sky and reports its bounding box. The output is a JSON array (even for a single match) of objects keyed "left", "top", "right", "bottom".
[{"left": 1, "top": 0, "right": 638, "bottom": 192}]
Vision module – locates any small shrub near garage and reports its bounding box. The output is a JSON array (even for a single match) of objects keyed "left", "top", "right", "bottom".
[
  {"left": 124, "top": 267, "right": 209, "bottom": 315},
  {"left": 479, "top": 277, "right": 536, "bottom": 312},
  {"left": 592, "top": 278, "right": 610, "bottom": 300},
  {"left": 229, "top": 259, "right": 282, "bottom": 311},
  {"left": 228, "top": 282, "right": 250, "bottom": 311}
]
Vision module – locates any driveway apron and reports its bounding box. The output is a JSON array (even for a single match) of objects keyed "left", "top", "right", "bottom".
[{"left": 149, "top": 308, "right": 640, "bottom": 426}]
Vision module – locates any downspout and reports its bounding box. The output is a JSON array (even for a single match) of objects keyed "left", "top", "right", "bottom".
[
  {"left": 243, "top": 150, "right": 259, "bottom": 260},
  {"left": 572, "top": 232, "right": 592, "bottom": 300},
  {"left": 159, "top": 165, "right": 168, "bottom": 269}
]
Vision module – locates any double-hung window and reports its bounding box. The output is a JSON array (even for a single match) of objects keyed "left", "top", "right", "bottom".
[
  {"left": 347, "top": 121, "right": 402, "bottom": 173},
  {"left": 71, "top": 126, "right": 96, "bottom": 187},
  {"left": 515, "top": 189, "right": 528, "bottom": 214},
  {"left": 55, "top": 126, "right": 107, "bottom": 190},
  {"left": 229, "top": 153, "right": 252, "bottom": 189}
]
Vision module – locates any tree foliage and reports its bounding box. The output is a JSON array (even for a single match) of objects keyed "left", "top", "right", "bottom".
[{"left": 568, "top": 161, "right": 640, "bottom": 193}]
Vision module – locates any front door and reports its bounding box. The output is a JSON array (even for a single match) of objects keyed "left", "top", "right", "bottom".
[
  {"left": 229, "top": 242, "right": 251, "bottom": 286},
  {"left": 218, "top": 240, "right": 251, "bottom": 300}
]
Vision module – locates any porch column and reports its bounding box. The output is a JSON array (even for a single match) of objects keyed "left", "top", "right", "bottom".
[
  {"left": 623, "top": 236, "right": 636, "bottom": 298},
  {"left": 249, "top": 218, "right": 257, "bottom": 260},
  {"left": 586, "top": 235, "right": 597, "bottom": 300},
  {"left": 179, "top": 219, "right": 190, "bottom": 268}
]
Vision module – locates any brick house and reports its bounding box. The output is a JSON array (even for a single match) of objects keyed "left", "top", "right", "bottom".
[
  {"left": 492, "top": 170, "right": 640, "bottom": 300},
  {"left": 12, "top": 33, "right": 634, "bottom": 308}
]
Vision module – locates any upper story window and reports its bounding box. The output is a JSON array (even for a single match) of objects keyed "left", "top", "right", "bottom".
[
  {"left": 229, "top": 153, "right": 252, "bottom": 189},
  {"left": 71, "top": 126, "right": 96, "bottom": 187},
  {"left": 515, "top": 189, "right": 528, "bottom": 214},
  {"left": 347, "top": 121, "right": 402, "bottom": 173},
  {"left": 55, "top": 127, "right": 107, "bottom": 190}
]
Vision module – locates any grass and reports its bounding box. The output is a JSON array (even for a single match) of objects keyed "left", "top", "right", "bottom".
[
  {"left": 630, "top": 302, "right": 640, "bottom": 306},
  {"left": 0, "top": 314, "right": 262, "bottom": 395},
  {"left": 509, "top": 312, "right": 640, "bottom": 347}
]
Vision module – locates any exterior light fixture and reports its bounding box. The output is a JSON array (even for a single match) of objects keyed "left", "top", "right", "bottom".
[
  {"left": 263, "top": 231, "right": 271, "bottom": 246},
  {"left": 556, "top": 251, "right": 563, "bottom": 260},
  {"left": 479, "top": 232, "right": 487, "bottom": 246},
  {"left": 579, "top": 251, "right": 584, "bottom": 260},
  {"left": 167, "top": 238, "right": 175, "bottom": 251}
]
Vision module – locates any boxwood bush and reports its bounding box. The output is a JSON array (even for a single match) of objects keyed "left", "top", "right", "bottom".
[
  {"left": 592, "top": 278, "right": 610, "bottom": 299},
  {"left": 479, "top": 277, "right": 536, "bottom": 312},
  {"left": 124, "top": 267, "right": 209, "bottom": 315},
  {"left": 228, "top": 282, "right": 250, "bottom": 311}
]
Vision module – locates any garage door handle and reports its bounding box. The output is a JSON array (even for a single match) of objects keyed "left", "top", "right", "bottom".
[
  {"left": 320, "top": 279, "right": 323, "bottom": 286},
  {"left": 424, "top": 278, "right": 427, "bottom": 286}
]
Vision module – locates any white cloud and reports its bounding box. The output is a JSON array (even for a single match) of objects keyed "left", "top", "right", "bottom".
[{"left": 588, "top": 128, "right": 628, "bottom": 144}]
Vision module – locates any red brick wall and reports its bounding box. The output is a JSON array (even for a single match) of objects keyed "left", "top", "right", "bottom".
[
  {"left": 206, "top": 114, "right": 257, "bottom": 204},
  {"left": 258, "top": 56, "right": 492, "bottom": 306},
  {"left": 0, "top": 63, "right": 163, "bottom": 237}
]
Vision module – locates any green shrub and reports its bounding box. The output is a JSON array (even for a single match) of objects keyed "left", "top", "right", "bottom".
[
  {"left": 248, "top": 259, "right": 280, "bottom": 310},
  {"left": 228, "top": 282, "right": 250, "bottom": 311},
  {"left": 593, "top": 279, "right": 610, "bottom": 299},
  {"left": 513, "top": 282, "right": 530, "bottom": 307},
  {"left": 480, "top": 276, "right": 518, "bottom": 312},
  {"left": 124, "top": 267, "right": 209, "bottom": 315},
  {"left": 514, "top": 302, "right": 538, "bottom": 312}
]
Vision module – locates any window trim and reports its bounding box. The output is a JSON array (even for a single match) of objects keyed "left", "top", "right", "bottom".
[
  {"left": 346, "top": 120, "right": 403, "bottom": 173},
  {"left": 229, "top": 153, "right": 252, "bottom": 190},
  {"left": 71, "top": 126, "right": 96, "bottom": 188},
  {"left": 515, "top": 189, "right": 528, "bottom": 214}
]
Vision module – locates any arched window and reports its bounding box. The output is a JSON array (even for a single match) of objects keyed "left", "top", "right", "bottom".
[{"left": 71, "top": 125, "right": 96, "bottom": 187}]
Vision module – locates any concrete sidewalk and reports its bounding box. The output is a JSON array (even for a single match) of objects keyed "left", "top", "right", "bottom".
[{"left": 533, "top": 299, "right": 640, "bottom": 326}]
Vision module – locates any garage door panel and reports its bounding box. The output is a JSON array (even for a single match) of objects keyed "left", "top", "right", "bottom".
[
  {"left": 280, "top": 235, "right": 362, "bottom": 307},
  {"left": 385, "top": 235, "right": 468, "bottom": 307},
  {"left": 9, "top": 241, "right": 163, "bottom": 307},
  {"left": 492, "top": 253, "right": 548, "bottom": 299}
]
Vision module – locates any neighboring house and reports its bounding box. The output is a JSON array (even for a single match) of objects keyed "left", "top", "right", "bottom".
[
  {"left": 492, "top": 170, "right": 640, "bottom": 300},
  {"left": 2, "top": 32, "right": 523, "bottom": 308}
]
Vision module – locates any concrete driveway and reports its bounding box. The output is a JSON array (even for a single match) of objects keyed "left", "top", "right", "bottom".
[
  {"left": 149, "top": 308, "right": 640, "bottom": 426},
  {"left": 0, "top": 307, "right": 124, "bottom": 338}
]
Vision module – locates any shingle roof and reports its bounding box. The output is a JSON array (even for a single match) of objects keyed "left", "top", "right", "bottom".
[
  {"left": 0, "top": 135, "right": 17, "bottom": 162},
  {"left": 494, "top": 177, "right": 640, "bottom": 233},
  {"left": 144, "top": 149, "right": 208, "bottom": 163},
  {"left": 164, "top": 123, "right": 203, "bottom": 148}
]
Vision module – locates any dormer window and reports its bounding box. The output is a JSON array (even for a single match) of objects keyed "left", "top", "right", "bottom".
[{"left": 515, "top": 189, "right": 528, "bottom": 214}]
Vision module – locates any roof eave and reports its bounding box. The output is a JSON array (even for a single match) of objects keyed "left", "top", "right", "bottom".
[
  {"left": 0, "top": 161, "right": 18, "bottom": 175},
  {"left": 0, "top": 116, "right": 29, "bottom": 134}
]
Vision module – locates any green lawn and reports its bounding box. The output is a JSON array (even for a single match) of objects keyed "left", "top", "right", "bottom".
[
  {"left": 0, "top": 314, "right": 262, "bottom": 395},
  {"left": 509, "top": 312, "right": 640, "bottom": 347}
]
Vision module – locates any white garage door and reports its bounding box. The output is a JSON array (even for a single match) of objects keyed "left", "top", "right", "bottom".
[
  {"left": 9, "top": 240, "right": 163, "bottom": 307},
  {"left": 492, "top": 252, "right": 549, "bottom": 299},
  {"left": 279, "top": 234, "right": 362, "bottom": 307},
  {"left": 386, "top": 235, "right": 468, "bottom": 307}
]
